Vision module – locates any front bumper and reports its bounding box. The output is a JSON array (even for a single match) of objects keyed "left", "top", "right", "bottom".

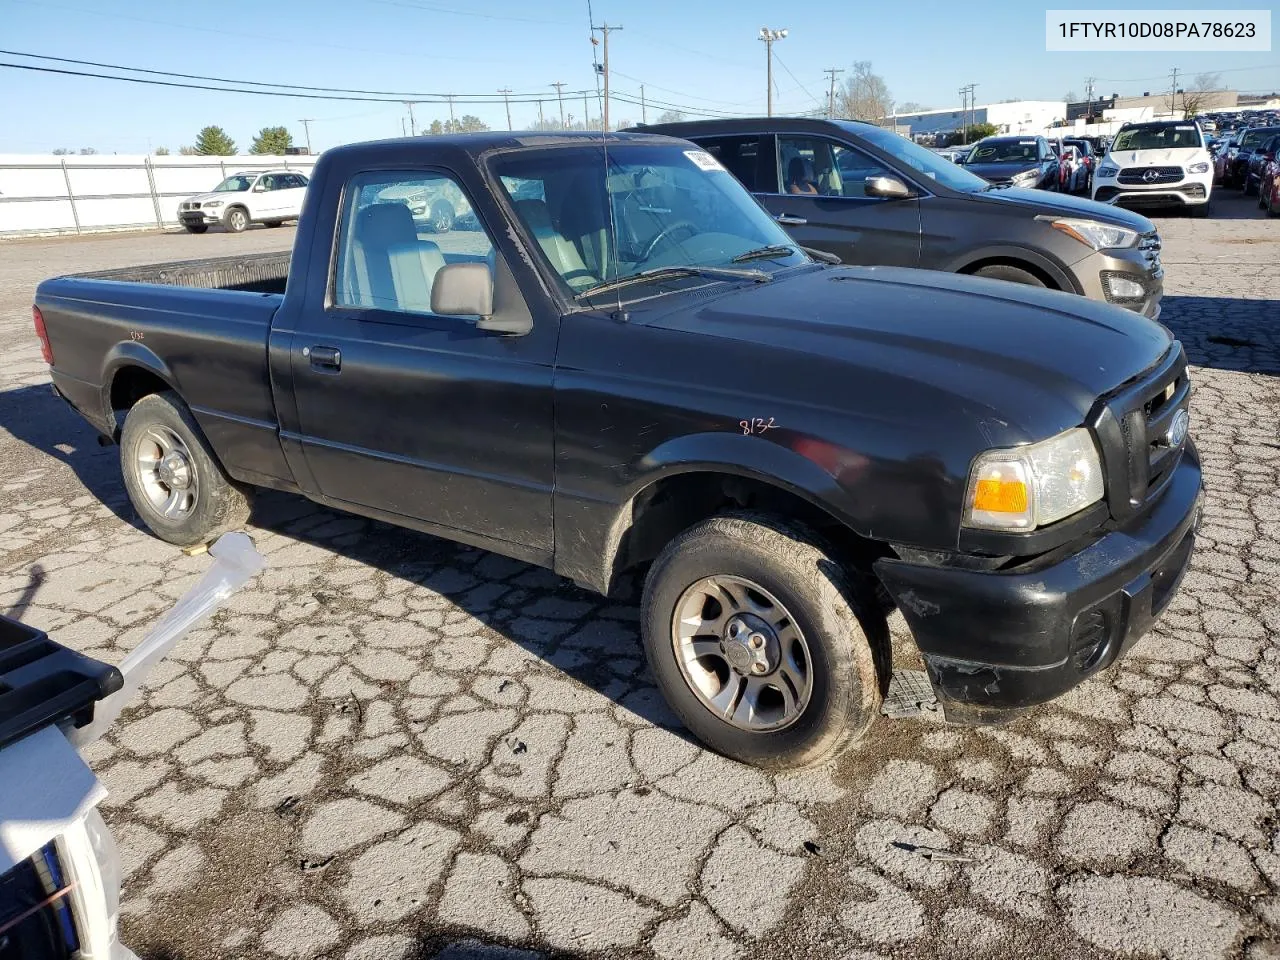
[
  {"left": 874, "top": 441, "right": 1201, "bottom": 722},
  {"left": 178, "top": 208, "right": 225, "bottom": 224},
  {"left": 1072, "top": 244, "right": 1163, "bottom": 320},
  {"left": 1092, "top": 173, "right": 1212, "bottom": 209}
]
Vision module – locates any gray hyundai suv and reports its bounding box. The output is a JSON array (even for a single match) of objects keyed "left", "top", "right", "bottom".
[{"left": 635, "top": 118, "right": 1163, "bottom": 318}]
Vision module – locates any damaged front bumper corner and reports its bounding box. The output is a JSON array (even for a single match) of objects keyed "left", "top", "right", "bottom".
[{"left": 872, "top": 443, "right": 1202, "bottom": 724}]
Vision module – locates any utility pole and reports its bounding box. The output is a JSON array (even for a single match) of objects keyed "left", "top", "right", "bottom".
[
  {"left": 823, "top": 67, "right": 844, "bottom": 119},
  {"left": 402, "top": 101, "right": 417, "bottom": 136},
  {"left": 1169, "top": 67, "right": 1179, "bottom": 118},
  {"left": 583, "top": 92, "right": 590, "bottom": 129},
  {"left": 498, "top": 88, "right": 513, "bottom": 131},
  {"left": 758, "top": 27, "right": 788, "bottom": 117},
  {"left": 969, "top": 82, "right": 979, "bottom": 136},
  {"left": 298, "top": 119, "right": 314, "bottom": 153},
  {"left": 551, "top": 81, "right": 567, "bottom": 128},
  {"left": 538, "top": 99, "right": 545, "bottom": 127},
  {"left": 446, "top": 94, "right": 456, "bottom": 128},
  {"left": 640, "top": 84, "right": 647, "bottom": 124},
  {"left": 592, "top": 22, "right": 623, "bottom": 132}
]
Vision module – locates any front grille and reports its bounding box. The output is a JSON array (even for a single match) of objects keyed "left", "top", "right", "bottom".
[
  {"left": 1094, "top": 346, "right": 1190, "bottom": 521},
  {"left": 1118, "top": 166, "right": 1184, "bottom": 185},
  {"left": 1182, "top": 183, "right": 1206, "bottom": 199}
]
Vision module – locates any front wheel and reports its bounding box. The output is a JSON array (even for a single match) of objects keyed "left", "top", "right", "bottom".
[
  {"left": 119, "top": 391, "right": 251, "bottom": 546},
  {"left": 640, "top": 513, "right": 887, "bottom": 769},
  {"left": 224, "top": 207, "right": 250, "bottom": 233},
  {"left": 973, "top": 264, "right": 1046, "bottom": 287}
]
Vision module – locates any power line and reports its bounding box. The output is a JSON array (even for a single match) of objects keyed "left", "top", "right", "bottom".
[
  {"left": 771, "top": 53, "right": 822, "bottom": 110},
  {"left": 0, "top": 49, "right": 593, "bottom": 101},
  {"left": 370, "top": 0, "right": 572, "bottom": 25}
]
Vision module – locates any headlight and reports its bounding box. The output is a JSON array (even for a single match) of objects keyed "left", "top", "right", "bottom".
[
  {"left": 1042, "top": 217, "right": 1139, "bottom": 250},
  {"left": 1011, "top": 169, "right": 1039, "bottom": 183},
  {"left": 964, "top": 427, "right": 1105, "bottom": 530},
  {"left": 1096, "top": 161, "right": 1119, "bottom": 177},
  {"left": 204, "top": 200, "right": 224, "bottom": 208},
  {"left": 1187, "top": 161, "right": 1210, "bottom": 174}
]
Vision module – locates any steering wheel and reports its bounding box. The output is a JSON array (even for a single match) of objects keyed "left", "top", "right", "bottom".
[{"left": 639, "top": 220, "right": 699, "bottom": 263}]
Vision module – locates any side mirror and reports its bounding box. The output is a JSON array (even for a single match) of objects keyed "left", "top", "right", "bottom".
[
  {"left": 864, "top": 175, "right": 912, "bottom": 199},
  {"left": 430, "top": 262, "right": 531, "bottom": 335}
]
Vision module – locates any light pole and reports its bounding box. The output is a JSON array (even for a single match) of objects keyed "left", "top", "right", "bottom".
[{"left": 758, "top": 27, "right": 787, "bottom": 117}]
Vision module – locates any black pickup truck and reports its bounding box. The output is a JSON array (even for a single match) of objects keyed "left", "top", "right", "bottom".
[{"left": 34, "top": 132, "right": 1201, "bottom": 768}]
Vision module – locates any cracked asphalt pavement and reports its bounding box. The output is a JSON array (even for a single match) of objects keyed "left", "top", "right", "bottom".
[{"left": 1, "top": 196, "right": 1278, "bottom": 960}]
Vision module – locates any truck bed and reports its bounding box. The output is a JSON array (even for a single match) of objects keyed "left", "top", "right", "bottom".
[{"left": 71, "top": 251, "right": 290, "bottom": 295}]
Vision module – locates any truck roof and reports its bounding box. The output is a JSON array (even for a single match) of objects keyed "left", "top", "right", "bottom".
[{"left": 323, "top": 130, "right": 689, "bottom": 165}]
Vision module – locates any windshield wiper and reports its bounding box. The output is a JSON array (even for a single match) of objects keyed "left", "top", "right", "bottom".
[
  {"left": 574, "top": 265, "right": 770, "bottom": 301},
  {"left": 731, "top": 244, "right": 798, "bottom": 263}
]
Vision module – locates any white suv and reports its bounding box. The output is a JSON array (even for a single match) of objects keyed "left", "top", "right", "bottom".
[
  {"left": 1091, "top": 121, "right": 1213, "bottom": 217},
  {"left": 177, "top": 169, "right": 310, "bottom": 234}
]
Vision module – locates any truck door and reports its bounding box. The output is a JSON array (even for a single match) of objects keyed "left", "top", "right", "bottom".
[
  {"left": 285, "top": 168, "right": 556, "bottom": 555},
  {"left": 761, "top": 135, "right": 922, "bottom": 267}
]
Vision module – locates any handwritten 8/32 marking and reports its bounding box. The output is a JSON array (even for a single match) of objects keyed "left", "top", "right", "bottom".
[{"left": 740, "top": 417, "right": 778, "bottom": 436}]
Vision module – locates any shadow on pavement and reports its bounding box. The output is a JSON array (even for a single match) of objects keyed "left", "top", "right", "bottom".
[
  {"left": 1159, "top": 295, "right": 1280, "bottom": 376},
  {"left": 0, "top": 382, "right": 681, "bottom": 736}
]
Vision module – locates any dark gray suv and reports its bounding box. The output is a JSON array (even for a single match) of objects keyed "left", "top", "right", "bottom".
[{"left": 635, "top": 118, "right": 1163, "bottom": 318}]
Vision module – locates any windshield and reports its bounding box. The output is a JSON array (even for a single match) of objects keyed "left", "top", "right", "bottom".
[
  {"left": 490, "top": 142, "right": 806, "bottom": 297},
  {"left": 1112, "top": 124, "right": 1204, "bottom": 151},
  {"left": 966, "top": 139, "right": 1040, "bottom": 164},
  {"left": 1241, "top": 128, "right": 1280, "bottom": 148},
  {"left": 837, "top": 122, "right": 989, "bottom": 192},
  {"left": 212, "top": 175, "right": 255, "bottom": 192}
]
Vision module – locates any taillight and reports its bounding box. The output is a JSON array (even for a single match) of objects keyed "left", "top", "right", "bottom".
[{"left": 32, "top": 305, "right": 53, "bottom": 364}]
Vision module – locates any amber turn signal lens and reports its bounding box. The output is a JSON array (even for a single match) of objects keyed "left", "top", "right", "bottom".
[{"left": 972, "top": 478, "right": 1028, "bottom": 514}]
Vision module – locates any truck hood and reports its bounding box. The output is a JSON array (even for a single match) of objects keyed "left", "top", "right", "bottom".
[
  {"left": 185, "top": 191, "right": 249, "bottom": 205},
  {"left": 668, "top": 265, "right": 1173, "bottom": 441},
  {"left": 965, "top": 186, "right": 1154, "bottom": 231},
  {"left": 963, "top": 161, "right": 1040, "bottom": 182},
  {"left": 1106, "top": 147, "right": 1205, "bottom": 167}
]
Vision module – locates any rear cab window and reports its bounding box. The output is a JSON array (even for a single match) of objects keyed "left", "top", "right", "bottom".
[{"left": 332, "top": 170, "right": 494, "bottom": 319}]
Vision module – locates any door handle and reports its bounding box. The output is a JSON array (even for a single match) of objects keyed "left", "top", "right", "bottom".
[
  {"left": 775, "top": 213, "right": 808, "bottom": 226},
  {"left": 303, "top": 345, "right": 342, "bottom": 371}
]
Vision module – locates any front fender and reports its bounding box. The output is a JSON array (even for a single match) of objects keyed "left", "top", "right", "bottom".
[{"left": 553, "top": 430, "right": 870, "bottom": 594}]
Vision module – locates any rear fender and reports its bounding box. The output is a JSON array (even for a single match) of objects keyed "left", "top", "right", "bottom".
[{"left": 100, "top": 342, "right": 178, "bottom": 430}]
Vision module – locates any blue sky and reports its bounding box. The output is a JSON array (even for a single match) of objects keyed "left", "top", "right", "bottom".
[{"left": 2, "top": 0, "right": 1277, "bottom": 153}]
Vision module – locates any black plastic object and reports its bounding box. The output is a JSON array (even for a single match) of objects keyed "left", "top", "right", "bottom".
[{"left": 0, "top": 615, "right": 123, "bottom": 752}]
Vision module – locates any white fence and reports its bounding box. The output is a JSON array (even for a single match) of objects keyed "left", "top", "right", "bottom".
[{"left": 0, "top": 154, "right": 319, "bottom": 238}]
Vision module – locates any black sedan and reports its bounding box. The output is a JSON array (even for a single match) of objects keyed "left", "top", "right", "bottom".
[
  {"left": 959, "top": 136, "right": 1061, "bottom": 189},
  {"left": 1224, "top": 126, "right": 1280, "bottom": 188},
  {"left": 1244, "top": 133, "right": 1280, "bottom": 196}
]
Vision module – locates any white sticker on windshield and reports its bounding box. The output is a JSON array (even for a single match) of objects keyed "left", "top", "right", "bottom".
[{"left": 685, "top": 150, "right": 726, "bottom": 172}]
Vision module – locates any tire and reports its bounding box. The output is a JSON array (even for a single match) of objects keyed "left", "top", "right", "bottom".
[
  {"left": 183, "top": 224, "right": 209, "bottom": 234},
  {"left": 224, "top": 206, "right": 250, "bottom": 233},
  {"left": 265, "top": 219, "right": 284, "bottom": 228},
  {"left": 640, "top": 512, "right": 887, "bottom": 770},
  {"left": 1189, "top": 202, "right": 1210, "bottom": 219},
  {"left": 1244, "top": 176, "right": 1257, "bottom": 197},
  {"left": 119, "top": 391, "right": 252, "bottom": 547},
  {"left": 429, "top": 200, "right": 455, "bottom": 233},
  {"left": 973, "top": 264, "right": 1047, "bottom": 288}
]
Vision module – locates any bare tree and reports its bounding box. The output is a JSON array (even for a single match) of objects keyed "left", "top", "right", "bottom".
[
  {"left": 897, "top": 101, "right": 927, "bottom": 114},
  {"left": 1063, "top": 91, "right": 1079, "bottom": 103},
  {"left": 836, "top": 62, "right": 893, "bottom": 121},
  {"left": 1179, "top": 72, "right": 1223, "bottom": 118}
]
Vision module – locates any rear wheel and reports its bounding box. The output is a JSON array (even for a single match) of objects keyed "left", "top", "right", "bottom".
[
  {"left": 265, "top": 219, "right": 284, "bottom": 227},
  {"left": 640, "top": 513, "right": 886, "bottom": 769},
  {"left": 183, "top": 224, "right": 209, "bottom": 234},
  {"left": 119, "top": 391, "right": 251, "bottom": 546},
  {"left": 430, "top": 200, "right": 455, "bottom": 233},
  {"left": 973, "top": 264, "right": 1047, "bottom": 288},
  {"left": 224, "top": 207, "right": 250, "bottom": 233}
]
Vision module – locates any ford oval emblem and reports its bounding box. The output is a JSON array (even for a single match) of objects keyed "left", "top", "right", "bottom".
[{"left": 1165, "top": 408, "right": 1189, "bottom": 447}]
